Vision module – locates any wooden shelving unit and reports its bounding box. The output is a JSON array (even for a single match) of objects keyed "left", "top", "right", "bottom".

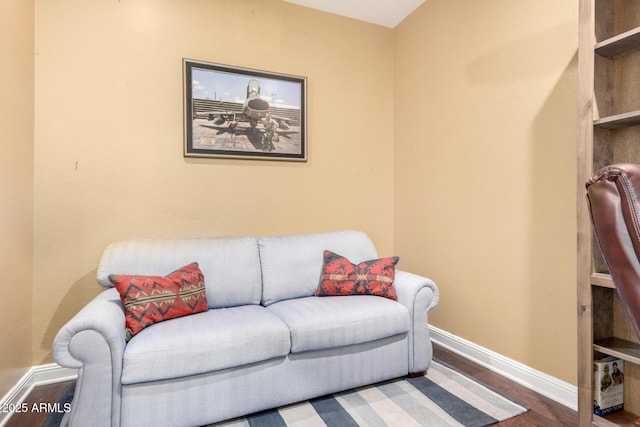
[{"left": 578, "top": 1, "right": 640, "bottom": 426}]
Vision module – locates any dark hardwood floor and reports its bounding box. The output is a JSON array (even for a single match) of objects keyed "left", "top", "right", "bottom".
[
  {"left": 4, "top": 380, "right": 73, "bottom": 427},
  {"left": 4, "top": 343, "right": 577, "bottom": 426}
]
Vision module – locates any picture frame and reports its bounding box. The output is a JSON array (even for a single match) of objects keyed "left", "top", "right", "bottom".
[{"left": 183, "top": 59, "right": 307, "bottom": 161}]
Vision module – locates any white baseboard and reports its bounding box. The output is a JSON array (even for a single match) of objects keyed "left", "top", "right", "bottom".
[
  {"left": 430, "top": 325, "right": 578, "bottom": 411},
  {"left": 0, "top": 364, "right": 77, "bottom": 427}
]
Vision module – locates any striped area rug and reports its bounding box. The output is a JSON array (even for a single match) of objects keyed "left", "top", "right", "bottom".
[{"left": 209, "top": 360, "right": 528, "bottom": 427}]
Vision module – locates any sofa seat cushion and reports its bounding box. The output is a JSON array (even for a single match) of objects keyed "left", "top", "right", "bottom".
[
  {"left": 121, "top": 305, "right": 291, "bottom": 385},
  {"left": 266, "top": 295, "right": 409, "bottom": 353}
]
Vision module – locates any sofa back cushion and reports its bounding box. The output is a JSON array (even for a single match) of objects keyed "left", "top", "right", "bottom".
[
  {"left": 97, "top": 236, "right": 261, "bottom": 308},
  {"left": 259, "top": 230, "right": 378, "bottom": 306}
]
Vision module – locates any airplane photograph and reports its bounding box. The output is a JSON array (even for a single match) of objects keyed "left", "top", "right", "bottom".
[{"left": 183, "top": 59, "right": 307, "bottom": 161}]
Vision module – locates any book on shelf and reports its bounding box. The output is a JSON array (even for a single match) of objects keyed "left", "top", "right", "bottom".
[{"left": 594, "top": 356, "right": 624, "bottom": 416}]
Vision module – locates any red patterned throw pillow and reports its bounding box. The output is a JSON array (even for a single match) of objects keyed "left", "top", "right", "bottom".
[
  {"left": 315, "top": 250, "right": 399, "bottom": 300},
  {"left": 109, "top": 262, "right": 208, "bottom": 341}
]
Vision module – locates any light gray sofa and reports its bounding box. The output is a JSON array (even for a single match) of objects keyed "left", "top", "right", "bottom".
[{"left": 52, "top": 230, "right": 439, "bottom": 427}]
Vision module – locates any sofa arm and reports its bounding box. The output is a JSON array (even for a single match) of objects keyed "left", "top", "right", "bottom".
[
  {"left": 394, "top": 270, "right": 439, "bottom": 374},
  {"left": 52, "top": 288, "right": 126, "bottom": 427}
]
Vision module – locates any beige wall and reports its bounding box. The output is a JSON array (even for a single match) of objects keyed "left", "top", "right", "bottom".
[
  {"left": 0, "top": 0, "right": 35, "bottom": 396},
  {"left": 32, "top": 0, "right": 394, "bottom": 363},
  {"left": 394, "top": 0, "right": 578, "bottom": 383}
]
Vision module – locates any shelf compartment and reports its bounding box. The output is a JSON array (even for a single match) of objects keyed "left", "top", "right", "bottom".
[
  {"left": 596, "top": 27, "right": 640, "bottom": 59},
  {"left": 594, "top": 110, "right": 640, "bottom": 130},
  {"left": 594, "top": 337, "right": 640, "bottom": 365}
]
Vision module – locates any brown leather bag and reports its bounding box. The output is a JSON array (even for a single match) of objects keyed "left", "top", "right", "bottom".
[{"left": 586, "top": 163, "right": 640, "bottom": 340}]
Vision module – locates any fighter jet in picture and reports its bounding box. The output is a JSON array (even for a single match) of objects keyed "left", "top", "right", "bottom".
[{"left": 205, "top": 79, "right": 291, "bottom": 132}]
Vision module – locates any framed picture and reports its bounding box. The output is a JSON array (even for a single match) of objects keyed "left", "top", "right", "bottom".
[{"left": 183, "top": 59, "right": 307, "bottom": 161}]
